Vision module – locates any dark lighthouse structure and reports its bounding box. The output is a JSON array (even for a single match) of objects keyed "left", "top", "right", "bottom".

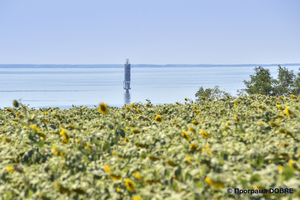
[{"left": 123, "top": 59, "right": 131, "bottom": 91}]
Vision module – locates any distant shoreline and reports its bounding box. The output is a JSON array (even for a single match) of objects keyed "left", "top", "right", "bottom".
[{"left": 0, "top": 63, "right": 300, "bottom": 68}]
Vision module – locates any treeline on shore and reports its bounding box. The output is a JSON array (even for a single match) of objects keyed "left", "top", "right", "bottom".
[{"left": 195, "top": 65, "right": 300, "bottom": 101}]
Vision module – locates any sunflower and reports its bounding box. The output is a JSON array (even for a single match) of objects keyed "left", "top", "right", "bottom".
[
  {"left": 136, "top": 108, "right": 142, "bottom": 114},
  {"left": 234, "top": 114, "right": 239, "bottom": 122},
  {"left": 131, "top": 128, "right": 141, "bottom": 134},
  {"left": 12, "top": 99, "right": 19, "bottom": 108},
  {"left": 54, "top": 183, "right": 69, "bottom": 194},
  {"left": 132, "top": 196, "right": 142, "bottom": 200},
  {"left": 279, "top": 129, "right": 295, "bottom": 139},
  {"left": 188, "top": 126, "right": 196, "bottom": 135},
  {"left": 2, "top": 137, "right": 11, "bottom": 143},
  {"left": 192, "top": 120, "right": 199, "bottom": 125},
  {"left": 186, "top": 157, "right": 192, "bottom": 163},
  {"left": 190, "top": 143, "right": 198, "bottom": 152},
  {"left": 134, "top": 172, "right": 143, "bottom": 181},
  {"left": 182, "top": 130, "right": 191, "bottom": 141},
  {"left": 126, "top": 106, "right": 131, "bottom": 111},
  {"left": 38, "top": 133, "right": 46, "bottom": 140},
  {"left": 147, "top": 155, "right": 160, "bottom": 161},
  {"left": 30, "top": 125, "right": 40, "bottom": 132},
  {"left": 15, "top": 110, "right": 20, "bottom": 117},
  {"left": 60, "top": 129, "right": 70, "bottom": 144},
  {"left": 200, "top": 129, "right": 211, "bottom": 138},
  {"left": 155, "top": 115, "right": 162, "bottom": 123},
  {"left": 104, "top": 165, "right": 110, "bottom": 173},
  {"left": 285, "top": 106, "right": 290, "bottom": 118},
  {"left": 290, "top": 94, "right": 296, "bottom": 100},
  {"left": 6, "top": 167, "right": 14, "bottom": 173},
  {"left": 166, "top": 159, "right": 177, "bottom": 167},
  {"left": 67, "top": 124, "right": 75, "bottom": 129},
  {"left": 289, "top": 160, "right": 300, "bottom": 171},
  {"left": 125, "top": 178, "right": 135, "bottom": 192},
  {"left": 98, "top": 102, "right": 108, "bottom": 114},
  {"left": 110, "top": 174, "right": 123, "bottom": 181},
  {"left": 269, "top": 122, "right": 280, "bottom": 128},
  {"left": 258, "top": 104, "right": 263, "bottom": 109},
  {"left": 5, "top": 107, "right": 12, "bottom": 112},
  {"left": 205, "top": 177, "right": 225, "bottom": 188},
  {"left": 52, "top": 146, "right": 66, "bottom": 157}
]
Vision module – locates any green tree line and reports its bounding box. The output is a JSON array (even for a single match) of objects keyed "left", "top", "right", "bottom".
[{"left": 195, "top": 65, "right": 300, "bottom": 101}]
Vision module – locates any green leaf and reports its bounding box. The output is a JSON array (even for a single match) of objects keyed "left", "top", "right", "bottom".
[
  {"left": 250, "top": 174, "right": 261, "bottom": 184},
  {"left": 255, "top": 155, "right": 264, "bottom": 167},
  {"left": 102, "top": 141, "right": 110, "bottom": 152},
  {"left": 25, "top": 189, "right": 34, "bottom": 198},
  {"left": 38, "top": 140, "right": 44, "bottom": 148},
  {"left": 194, "top": 181, "right": 204, "bottom": 188},
  {"left": 82, "top": 156, "right": 90, "bottom": 164},
  {"left": 282, "top": 166, "right": 295, "bottom": 181},
  {"left": 115, "top": 127, "right": 125, "bottom": 138},
  {"left": 5, "top": 191, "right": 12, "bottom": 200}
]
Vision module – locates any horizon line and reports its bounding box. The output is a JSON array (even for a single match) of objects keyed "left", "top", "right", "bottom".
[{"left": 1, "top": 63, "right": 300, "bottom": 65}]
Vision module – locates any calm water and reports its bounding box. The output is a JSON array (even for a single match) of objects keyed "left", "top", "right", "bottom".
[{"left": 0, "top": 64, "right": 299, "bottom": 108}]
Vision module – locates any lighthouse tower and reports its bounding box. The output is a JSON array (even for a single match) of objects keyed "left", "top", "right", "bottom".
[{"left": 123, "top": 59, "right": 131, "bottom": 91}]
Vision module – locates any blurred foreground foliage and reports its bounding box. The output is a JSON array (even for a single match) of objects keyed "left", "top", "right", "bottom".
[{"left": 0, "top": 96, "right": 300, "bottom": 199}]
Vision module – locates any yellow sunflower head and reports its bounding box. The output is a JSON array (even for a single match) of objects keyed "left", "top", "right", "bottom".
[
  {"left": 200, "top": 129, "right": 211, "bottom": 138},
  {"left": 182, "top": 130, "right": 191, "bottom": 141},
  {"left": 125, "top": 178, "right": 135, "bottom": 192},
  {"left": 190, "top": 143, "right": 198, "bottom": 151},
  {"left": 155, "top": 115, "right": 162, "bottom": 123},
  {"left": 132, "top": 196, "right": 142, "bottom": 200},
  {"left": 104, "top": 165, "right": 110, "bottom": 173},
  {"left": 98, "top": 102, "right": 108, "bottom": 114},
  {"left": 285, "top": 106, "right": 290, "bottom": 118}
]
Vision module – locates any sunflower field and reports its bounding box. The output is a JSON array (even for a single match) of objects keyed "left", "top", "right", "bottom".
[{"left": 0, "top": 95, "right": 300, "bottom": 200}]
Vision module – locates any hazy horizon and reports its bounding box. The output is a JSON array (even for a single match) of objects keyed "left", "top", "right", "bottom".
[
  {"left": 1, "top": 63, "right": 300, "bottom": 66},
  {"left": 2, "top": 65, "right": 300, "bottom": 109}
]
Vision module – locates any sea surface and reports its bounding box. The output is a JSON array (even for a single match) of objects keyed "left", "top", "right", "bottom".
[{"left": 0, "top": 64, "right": 299, "bottom": 109}]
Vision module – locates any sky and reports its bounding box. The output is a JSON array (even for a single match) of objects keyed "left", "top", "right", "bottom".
[{"left": 0, "top": 0, "right": 299, "bottom": 64}]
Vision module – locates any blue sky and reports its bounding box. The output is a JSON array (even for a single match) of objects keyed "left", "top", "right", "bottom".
[{"left": 0, "top": 0, "right": 299, "bottom": 64}]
